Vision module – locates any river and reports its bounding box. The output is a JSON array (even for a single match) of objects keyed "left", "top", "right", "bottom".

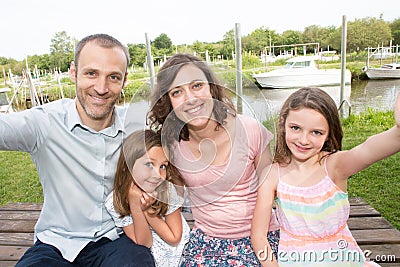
[{"left": 127, "top": 79, "right": 400, "bottom": 123}]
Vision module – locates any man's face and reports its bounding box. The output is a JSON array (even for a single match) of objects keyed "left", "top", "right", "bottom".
[{"left": 70, "top": 42, "right": 127, "bottom": 124}]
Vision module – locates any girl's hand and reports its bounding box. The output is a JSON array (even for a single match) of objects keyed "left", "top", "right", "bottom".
[
  {"left": 395, "top": 92, "right": 400, "bottom": 128},
  {"left": 140, "top": 191, "right": 157, "bottom": 211},
  {"left": 128, "top": 183, "right": 144, "bottom": 208}
]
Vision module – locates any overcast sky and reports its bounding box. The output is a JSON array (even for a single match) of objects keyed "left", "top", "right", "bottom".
[{"left": 1, "top": 0, "right": 399, "bottom": 60}]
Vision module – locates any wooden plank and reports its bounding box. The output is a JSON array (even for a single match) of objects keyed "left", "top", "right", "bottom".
[
  {"left": 0, "top": 246, "right": 28, "bottom": 261},
  {"left": 0, "top": 210, "right": 40, "bottom": 220},
  {"left": 0, "top": 203, "right": 42, "bottom": 211},
  {"left": 348, "top": 216, "right": 393, "bottom": 230},
  {"left": 352, "top": 229, "right": 400, "bottom": 245},
  {"left": 1, "top": 200, "right": 399, "bottom": 267},
  {"left": 349, "top": 205, "right": 381, "bottom": 217},
  {"left": 360, "top": 244, "right": 400, "bottom": 263},
  {"left": 0, "top": 220, "right": 36, "bottom": 233},
  {"left": 349, "top": 197, "right": 369, "bottom": 206},
  {"left": 0, "top": 260, "right": 18, "bottom": 267},
  {"left": 0, "top": 198, "right": 372, "bottom": 209},
  {"left": 0, "top": 233, "right": 34, "bottom": 247},
  {"left": 182, "top": 212, "right": 194, "bottom": 229}
]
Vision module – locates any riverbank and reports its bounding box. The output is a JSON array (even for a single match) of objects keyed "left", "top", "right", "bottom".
[{"left": 0, "top": 109, "right": 398, "bottom": 230}]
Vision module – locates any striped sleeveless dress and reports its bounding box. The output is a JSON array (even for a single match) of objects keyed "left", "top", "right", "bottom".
[{"left": 275, "top": 158, "right": 380, "bottom": 266}]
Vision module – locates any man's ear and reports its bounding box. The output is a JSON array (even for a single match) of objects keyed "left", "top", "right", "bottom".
[
  {"left": 123, "top": 71, "right": 128, "bottom": 88},
  {"left": 69, "top": 61, "right": 77, "bottom": 83}
]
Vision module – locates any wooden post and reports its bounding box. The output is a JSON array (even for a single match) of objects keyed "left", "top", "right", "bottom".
[
  {"left": 2, "top": 67, "right": 6, "bottom": 86},
  {"left": 145, "top": 33, "right": 155, "bottom": 90},
  {"left": 340, "top": 15, "right": 348, "bottom": 118},
  {"left": 234, "top": 23, "right": 243, "bottom": 114}
]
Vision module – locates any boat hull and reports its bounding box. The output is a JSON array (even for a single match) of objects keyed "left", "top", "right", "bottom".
[
  {"left": 365, "top": 69, "right": 400, "bottom": 80},
  {"left": 253, "top": 69, "right": 351, "bottom": 89}
]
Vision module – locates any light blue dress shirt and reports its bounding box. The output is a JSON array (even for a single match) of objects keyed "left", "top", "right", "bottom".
[{"left": 0, "top": 98, "right": 143, "bottom": 262}]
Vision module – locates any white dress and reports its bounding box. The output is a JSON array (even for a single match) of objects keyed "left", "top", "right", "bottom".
[{"left": 105, "top": 184, "right": 190, "bottom": 267}]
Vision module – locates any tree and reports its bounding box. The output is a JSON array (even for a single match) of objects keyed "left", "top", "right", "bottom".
[
  {"left": 153, "top": 34, "right": 173, "bottom": 51},
  {"left": 303, "top": 25, "right": 337, "bottom": 51},
  {"left": 242, "top": 27, "right": 279, "bottom": 56},
  {"left": 345, "top": 17, "right": 392, "bottom": 52},
  {"left": 390, "top": 18, "right": 400, "bottom": 46},
  {"left": 221, "top": 29, "right": 235, "bottom": 59},
  {"left": 27, "top": 54, "right": 52, "bottom": 72},
  {"left": 127, "top": 43, "right": 147, "bottom": 68},
  {"left": 49, "top": 31, "right": 75, "bottom": 72}
]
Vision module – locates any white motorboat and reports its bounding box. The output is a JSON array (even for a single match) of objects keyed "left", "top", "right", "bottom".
[
  {"left": 0, "top": 88, "right": 14, "bottom": 113},
  {"left": 252, "top": 56, "right": 351, "bottom": 89},
  {"left": 363, "top": 63, "right": 400, "bottom": 80}
]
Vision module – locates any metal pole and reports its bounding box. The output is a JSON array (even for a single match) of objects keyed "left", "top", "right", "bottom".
[
  {"left": 234, "top": 23, "right": 242, "bottom": 114},
  {"left": 145, "top": 33, "right": 155, "bottom": 90},
  {"left": 340, "top": 15, "right": 347, "bottom": 117}
]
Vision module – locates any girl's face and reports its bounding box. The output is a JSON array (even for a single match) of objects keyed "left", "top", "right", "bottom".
[
  {"left": 168, "top": 64, "right": 214, "bottom": 130},
  {"left": 285, "top": 108, "right": 329, "bottom": 162},
  {"left": 131, "top": 146, "right": 168, "bottom": 193}
]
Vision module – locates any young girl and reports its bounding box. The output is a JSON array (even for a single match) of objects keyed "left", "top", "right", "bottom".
[
  {"left": 105, "top": 129, "right": 190, "bottom": 267},
  {"left": 251, "top": 87, "right": 400, "bottom": 266}
]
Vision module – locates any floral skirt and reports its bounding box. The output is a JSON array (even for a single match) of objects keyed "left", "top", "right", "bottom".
[{"left": 179, "top": 227, "right": 279, "bottom": 267}]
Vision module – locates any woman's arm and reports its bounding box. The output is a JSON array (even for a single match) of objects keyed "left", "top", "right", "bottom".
[
  {"left": 126, "top": 183, "right": 153, "bottom": 248},
  {"left": 254, "top": 122, "right": 274, "bottom": 179},
  {"left": 331, "top": 92, "right": 400, "bottom": 183},
  {"left": 145, "top": 208, "right": 183, "bottom": 246},
  {"left": 251, "top": 166, "right": 279, "bottom": 267}
]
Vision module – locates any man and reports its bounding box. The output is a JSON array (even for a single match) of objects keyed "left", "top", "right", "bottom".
[{"left": 0, "top": 34, "right": 155, "bottom": 266}]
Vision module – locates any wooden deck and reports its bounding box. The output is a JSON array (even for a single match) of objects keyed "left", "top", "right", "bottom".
[{"left": 0, "top": 198, "right": 399, "bottom": 266}]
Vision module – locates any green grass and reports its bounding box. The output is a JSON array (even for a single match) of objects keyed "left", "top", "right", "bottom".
[
  {"left": 0, "top": 109, "right": 399, "bottom": 230},
  {"left": 0, "top": 151, "right": 42, "bottom": 203},
  {"left": 342, "top": 109, "right": 400, "bottom": 230}
]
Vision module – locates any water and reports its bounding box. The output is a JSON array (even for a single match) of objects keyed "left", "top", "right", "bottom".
[
  {"left": 126, "top": 79, "right": 400, "bottom": 123},
  {"left": 238, "top": 79, "right": 400, "bottom": 121}
]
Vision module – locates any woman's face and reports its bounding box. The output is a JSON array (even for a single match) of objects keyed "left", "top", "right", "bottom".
[
  {"left": 131, "top": 146, "right": 168, "bottom": 193},
  {"left": 168, "top": 64, "right": 214, "bottom": 130}
]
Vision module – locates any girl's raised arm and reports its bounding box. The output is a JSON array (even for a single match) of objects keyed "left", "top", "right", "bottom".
[
  {"left": 332, "top": 92, "right": 400, "bottom": 181},
  {"left": 145, "top": 208, "right": 183, "bottom": 246},
  {"left": 251, "top": 166, "right": 279, "bottom": 267}
]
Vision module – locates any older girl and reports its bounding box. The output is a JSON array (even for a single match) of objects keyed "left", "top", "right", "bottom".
[{"left": 251, "top": 87, "right": 400, "bottom": 266}]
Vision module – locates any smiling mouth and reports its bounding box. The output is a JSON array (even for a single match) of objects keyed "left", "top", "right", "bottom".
[
  {"left": 295, "top": 144, "right": 310, "bottom": 152},
  {"left": 185, "top": 104, "right": 202, "bottom": 114},
  {"left": 146, "top": 180, "right": 161, "bottom": 186}
]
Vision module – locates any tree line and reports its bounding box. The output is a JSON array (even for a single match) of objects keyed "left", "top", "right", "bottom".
[{"left": 1, "top": 15, "right": 399, "bottom": 78}]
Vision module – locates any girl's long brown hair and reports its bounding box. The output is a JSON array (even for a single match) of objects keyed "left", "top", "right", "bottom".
[{"left": 113, "top": 129, "right": 183, "bottom": 217}]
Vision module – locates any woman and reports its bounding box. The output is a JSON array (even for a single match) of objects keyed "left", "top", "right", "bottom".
[{"left": 147, "top": 53, "right": 279, "bottom": 266}]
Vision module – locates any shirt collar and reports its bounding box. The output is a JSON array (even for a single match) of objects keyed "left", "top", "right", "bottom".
[{"left": 67, "top": 99, "right": 125, "bottom": 137}]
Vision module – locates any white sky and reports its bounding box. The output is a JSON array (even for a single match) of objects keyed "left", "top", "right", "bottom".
[{"left": 1, "top": 0, "right": 399, "bottom": 61}]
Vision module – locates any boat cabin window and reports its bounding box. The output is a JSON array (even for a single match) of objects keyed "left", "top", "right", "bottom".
[
  {"left": 284, "top": 60, "right": 311, "bottom": 69},
  {"left": 293, "top": 61, "right": 310, "bottom": 68}
]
